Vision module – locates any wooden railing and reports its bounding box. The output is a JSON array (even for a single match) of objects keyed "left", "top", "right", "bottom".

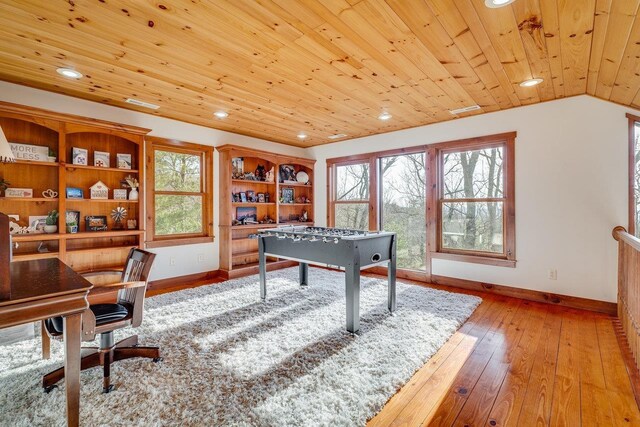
[{"left": 613, "top": 226, "right": 640, "bottom": 374}]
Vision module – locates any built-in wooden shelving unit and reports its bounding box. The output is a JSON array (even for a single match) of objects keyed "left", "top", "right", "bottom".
[
  {"left": 217, "top": 144, "right": 315, "bottom": 279},
  {"left": 0, "top": 101, "right": 149, "bottom": 283}
]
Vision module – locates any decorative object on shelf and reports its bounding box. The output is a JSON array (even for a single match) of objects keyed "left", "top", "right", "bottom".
[
  {"left": 247, "top": 190, "right": 256, "bottom": 202},
  {"left": 5, "top": 188, "right": 33, "bottom": 198},
  {"left": 265, "top": 166, "right": 275, "bottom": 183},
  {"left": 262, "top": 215, "right": 275, "bottom": 224},
  {"left": 281, "top": 187, "right": 294, "bottom": 204},
  {"left": 9, "top": 219, "right": 39, "bottom": 235},
  {"left": 279, "top": 164, "right": 297, "bottom": 183},
  {"left": 126, "top": 219, "right": 137, "bottom": 230},
  {"left": 237, "top": 206, "right": 257, "bottom": 224},
  {"left": 295, "top": 196, "right": 311, "bottom": 204},
  {"left": 28, "top": 215, "right": 47, "bottom": 232},
  {"left": 116, "top": 153, "right": 132, "bottom": 169},
  {"left": 9, "top": 142, "right": 49, "bottom": 162},
  {"left": 37, "top": 242, "right": 50, "bottom": 253},
  {"left": 85, "top": 215, "right": 108, "bottom": 231},
  {"left": 255, "top": 164, "right": 266, "bottom": 181},
  {"left": 265, "top": 193, "right": 270, "bottom": 203},
  {"left": 42, "top": 189, "right": 58, "bottom": 199},
  {"left": 0, "top": 125, "right": 16, "bottom": 163},
  {"left": 288, "top": 213, "right": 300, "bottom": 222},
  {"left": 44, "top": 210, "right": 59, "bottom": 233},
  {"left": 239, "top": 192, "right": 247, "bottom": 203},
  {"left": 232, "top": 193, "right": 241, "bottom": 202},
  {"left": 65, "top": 187, "right": 84, "bottom": 199},
  {"left": 89, "top": 180, "right": 109, "bottom": 200},
  {"left": 125, "top": 175, "right": 139, "bottom": 200},
  {"left": 0, "top": 179, "right": 10, "bottom": 196},
  {"left": 300, "top": 210, "right": 309, "bottom": 222},
  {"left": 242, "top": 172, "right": 258, "bottom": 181},
  {"left": 110, "top": 206, "right": 127, "bottom": 230},
  {"left": 113, "top": 189, "right": 127, "bottom": 200},
  {"left": 66, "top": 210, "right": 79, "bottom": 233},
  {"left": 72, "top": 147, "right": 88, "bottom": 165},
  {"left": 232, "top": 157, "right": 244, "bottom": 179},
  {"left": 258, "top": 193, "right": 265, "bottom": 203},
  {"left": 48, "top": 147, "right": 57, "bottom": 163},
  {"left": 94, "top": 150, "right": 110, "bottom": 168},
  {"left": 296, "top": 170, "right": 310, "bottom": 185}
]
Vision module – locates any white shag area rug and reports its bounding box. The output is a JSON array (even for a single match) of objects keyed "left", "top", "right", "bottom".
[{"left": 0, "top": 267, "right": 480, "bottom": 427}]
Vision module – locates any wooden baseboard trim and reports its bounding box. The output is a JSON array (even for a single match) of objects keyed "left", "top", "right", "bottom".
[
  {"left": 430, "top": 274, "right": 617, "bottom": 316},
  {"left": 147, "top": 270, "right": 223, "bottom": 296}
]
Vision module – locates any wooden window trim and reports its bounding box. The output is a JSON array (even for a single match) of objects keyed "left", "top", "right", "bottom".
[
  {"left": 432, "top": 133, "right": 516, "bottom": 267},
  {"left": 627, "top": 113, "right": 640, "bottom": 236},
  {"left": 145, "top": 136, "right": 214, "bottom": 247},
  {"left": 327, "top": 160, "right": 377, "bottom": 230}
]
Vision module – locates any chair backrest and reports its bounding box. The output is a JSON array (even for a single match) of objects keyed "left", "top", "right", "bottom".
[{"left": 118, "top": 248, "right": 155, "bottom": 328}]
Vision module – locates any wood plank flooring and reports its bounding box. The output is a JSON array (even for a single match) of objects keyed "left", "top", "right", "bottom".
[{"left": 368, "top": 282, "right": 640, "bottom": 427}]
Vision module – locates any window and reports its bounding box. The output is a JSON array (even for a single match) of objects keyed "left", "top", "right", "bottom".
[
  {"left": 146, "top": 137, "right": 214, "bottom": 247},
  {"left": 628, "top": 114, "right": 640, "bottom": 237},
  {"left": 330, "top": 162, "right": 373, "bottom": 230},
  {"left": 433, "top": 133, "right": 515, "bottom": 266},
  {"left": 380, "top": 153, "right": 426, "bottom": 270}
]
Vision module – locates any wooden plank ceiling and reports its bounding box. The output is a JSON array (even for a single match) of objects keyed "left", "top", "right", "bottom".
[{"left": 0, "top": 0, "right": 638, "bottom": 147}]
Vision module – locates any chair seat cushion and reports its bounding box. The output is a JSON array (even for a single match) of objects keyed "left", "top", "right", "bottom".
[{"left": 49, "top": 303, "right": 131, "bottom": 334}]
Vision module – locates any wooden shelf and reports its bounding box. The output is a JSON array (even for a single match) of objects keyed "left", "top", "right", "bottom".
[
  {"left": 64, "top": 230, "right": 144, "bottom": 240},
  {"left": 232, "top": 202, "right": 276, "bottom": 206},
  {"left": 0, "top": 197, "right": 58, "bottom": 202},
  {"left": 66, "top": 198, "right": 138, "bottom": 203},
  {"left": 231, "top": 179, "right": 275, "bottom": 186},
  {"left": 279, "top": 221, "right": 315, "bottom": 226},
  {"left": 67, "top": 245, "right": 137, "bottom": 254},
  {"left": 13, "top": 159, "right": 59, "bottom": 167},
  {"left": 64, "top": 164, "right": 139, "bottom": 173},
  {"left": 12, "top": 252, "right": 59, "bottom": 262},
  {"left": 279, "top": 182, "right": 312, "bottom": 188},
  {"left": 232, "top": 250, "right": 258, "bottom": 259},
  {"left": 230, "top": 223, "right": 278, "bottom": 230},
  {"left": 11, "top": 233, "right": 61, "bottom": 242},
  {"left": 279, "top": 203, "right": 313, "bottom": 206}
]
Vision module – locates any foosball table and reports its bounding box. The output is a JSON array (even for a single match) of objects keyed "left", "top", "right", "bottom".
[{"left": 252, "top": 226, "right": 397, "bottom": 333}]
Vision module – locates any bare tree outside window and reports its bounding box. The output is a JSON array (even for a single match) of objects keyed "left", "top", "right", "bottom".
[
  {"left": 381, "top": 153, "right": 426, "bottom": 270},
  {"left": 441, "top": 146, "right": 505, "bottom": 254},
  {"left": 334, "top": 163, "right": 369, "bottom": 230}
]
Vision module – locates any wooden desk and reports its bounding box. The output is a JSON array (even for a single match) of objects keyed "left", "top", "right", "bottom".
[{"left": 0, "top": 258, "right": 92, "bottom": 427}]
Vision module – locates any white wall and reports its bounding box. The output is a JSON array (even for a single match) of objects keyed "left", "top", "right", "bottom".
[
  {"left": 308, "top": 95, "right": 636, "bottom": 303},
  {"left": 0, "top": 81, "right": 306, "bottom": 280}
]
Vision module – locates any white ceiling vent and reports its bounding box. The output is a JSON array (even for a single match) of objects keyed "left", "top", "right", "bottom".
[
  {"left": 125, "top": 98, "right": 160, "bottom": 110},
  {"left": 449, "top": 105, "right": 481, "bottom": 115}
]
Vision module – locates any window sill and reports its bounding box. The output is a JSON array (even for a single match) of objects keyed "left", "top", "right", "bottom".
[
  {"left": 145, "top": 236, "right": 214, "bottom": 249},
  {"left": 431, "top": 252, "right": 516, "bottom": 268}
]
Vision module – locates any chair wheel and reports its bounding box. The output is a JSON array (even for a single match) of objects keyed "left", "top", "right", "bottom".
[
  {"left": 102, "top": 384, "right": 115, "bottom": 394},
  {"left": 153, "top": 357, "right": 163, "bottom": 363},
  {"left": 43, "top": 385, "right": 58, "bottom": 393}
]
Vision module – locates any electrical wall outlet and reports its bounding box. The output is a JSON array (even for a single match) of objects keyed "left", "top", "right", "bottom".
[
  {"left": 198, "top": 253, "right": 205, "bottom": 263},
  {"left": 548, "top": 269, "right": 557, "bottom": 280},
  {"left": 170, "top": 257, "right": 176, "bottom": 266}
]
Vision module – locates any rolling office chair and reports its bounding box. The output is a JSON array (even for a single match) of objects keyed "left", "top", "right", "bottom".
[{"left": 42, "top": 248, "right": 160, "bottom": 393}]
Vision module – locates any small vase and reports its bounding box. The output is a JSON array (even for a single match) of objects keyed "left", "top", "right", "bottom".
[
  {"left": 44, "top": 225, "right": 57, "bottom": 234},
  {"left": 129, "top": 188, "right": 139, "bottom": 200},
  {"left": 67, "top": 225, "right": 78, "bottom": 234}
]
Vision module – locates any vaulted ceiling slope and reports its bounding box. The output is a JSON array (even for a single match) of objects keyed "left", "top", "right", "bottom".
[{"left": 0, "top": 0, "right": 638, "bottom": 147}]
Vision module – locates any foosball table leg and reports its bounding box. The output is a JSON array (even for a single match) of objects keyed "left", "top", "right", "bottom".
[
  {"left": 388, "top": 235, "right": 397, "bottom": 313},
  {"left": 345, "top": 264, "right": 361, "bottom": 334},
  {"left": 299, "top": 262, "right": 309, "bottom": 287},
  {"left": 259, "top": 237, "right": 267, "bottom": 301}
]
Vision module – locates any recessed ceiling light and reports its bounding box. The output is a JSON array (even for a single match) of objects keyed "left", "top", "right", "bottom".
[
  {"left": 56, "top": 68, "right": 83, "bottom": 79},
  {"left": 125, "top": 98, "right": 160, "bottom": 110},
  {"left": 328, "top": 133, "right": 348, "bottom": 140},
  {"left": 449, "top": 105, "right": 481, "bottom": 115},
  {"left": 378, "top": 112, "right": 392, "bottom": 121},
  {"left": 214, "top": 111, "right": 229, "bottom": 119},
  {"left": 484, "top": 0, "right": 515, "bottom": 8},
  {"left": 297, "top": 132, "right": 308, "bottom": 140},
  {"left": 519, "top": 78, "right": 544, "bottom": 87}
]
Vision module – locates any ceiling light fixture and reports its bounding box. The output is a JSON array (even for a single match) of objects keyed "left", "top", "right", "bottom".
[
  {"left": 378, "top": 112, "right": 392, "bottom": 121},
  {"left": 449, "top": 105, "right": 481, "bottom": 115},
  {"left": 214, "top": 111, "right": 229, "bottom": 119},
  {"left": 328, "top": 133, "right": 348, "bottom": 140},
  {"left": 125, "top": 98, "right": 160, "bottom": 110},
  {"left": 519, "top": 78, "right": 544, "bottom": 87},
  {"left": 297, "top": 132, "right": 308, "bottom": 140},
  {"left": 56, "top": 68, "right": 83, "bottom": 79},
  {"left": 484, "top": 0, "right": 516, "bottom": 8}
]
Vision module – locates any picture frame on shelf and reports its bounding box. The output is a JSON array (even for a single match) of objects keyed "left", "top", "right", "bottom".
[
  {"left": 232, "top": 193, "right": 241, "bottom": 202},
  {"left": 9, "top": 142, "right": 49, "bottom": 162},
  {"left": 113, "top": 189, "right": 128, "bottom": 200},
  {"left": 72, "top": 147, "right": 88, "bottom": 166},
  {"left": 5, "top": 188, "right": 33, "bottom": 198},
  {"left": 94, "top": 151, "right": 110, "bottom": 168},
  {"left": 246, "top": 190, "right": 255, "bottom": 202},
  {"left": 281, "top": 187, "right": 294, "bottom": 204},
  {"left": 239, "top": 192, "right": 247, "bottom": 203},
  {"left": 236, "top": 206, "right": 257, "bottom": 223},
  {"left": 116, "top": 153, "right": 132, "bottom": 169},
  {"left": 232, "top": 157, "right": 244, "bottom": 179},
  {"left": 66, "top": 187, "right": 84, "bottom": 199},
  {"left": 279, "top": 164, "right": 297, "bottom": 183},
  {"left": 85, "top": 215, "right": 108, "bottom": 232},
  {"left": 28, "top": 215, "right": 47, "bottom": 232},
  {"left": 257, "top": 193, "right": 265, "bottom": 203}
]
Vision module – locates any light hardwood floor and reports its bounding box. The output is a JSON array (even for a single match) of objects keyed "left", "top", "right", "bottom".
[{"left": 368, "top": 286, "right": 640, "bottom": 427}]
